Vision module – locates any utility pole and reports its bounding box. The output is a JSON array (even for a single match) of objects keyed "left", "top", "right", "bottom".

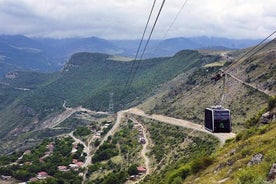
[{"left": 108, "top": 92, "right": 114, "bottom": 114}]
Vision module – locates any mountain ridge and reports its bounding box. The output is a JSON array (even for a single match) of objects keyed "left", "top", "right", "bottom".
[{"left": 0, "top": 34, "right": 261, "bottom": 78}]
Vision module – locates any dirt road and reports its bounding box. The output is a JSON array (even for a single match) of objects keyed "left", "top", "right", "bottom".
[
  {"left": 97, "top": 110, "right": 127, "bottom": 148},
  {"left": 126, "top": 108, "right": 236, "bottom": 145},
  {"left": 221, "top": 69, "right": 270, "bottom": 96},
  {"left": 130, "top": 118, "right": 150, "bottom": 176},
  {"left": 140, "top": 124, "right": 150, "bottom": 176},
  {"left": 68, "top": 131, "right": 94, "bottom": 184},
  {"left": 40, "top": 105, "right": 108, "bottom": 130}
]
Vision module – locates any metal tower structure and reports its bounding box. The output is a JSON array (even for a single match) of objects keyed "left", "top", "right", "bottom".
[{"left": 108, "top": 92, "right": 114, "bottom": 114}]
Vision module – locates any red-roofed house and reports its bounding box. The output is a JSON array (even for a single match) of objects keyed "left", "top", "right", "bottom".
[
  {"left": 76, "top": 162, "right": 84, "bottom": 167},
  {"left": 47, "top": 143, "right": 54, "bottom": 152},
  {"left": 37, "top": 171, "right": 49, "bottom": 179},
  {"left": 58, "top": 166, "right": 69, "bottom": 172},
  {"left": 137, "top": 166, "right": 147, "bottom": 173}
]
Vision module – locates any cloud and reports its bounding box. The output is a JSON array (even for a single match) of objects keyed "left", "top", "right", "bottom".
[{"left": 0, "top": 0, "right": 275, "bottom": 39}]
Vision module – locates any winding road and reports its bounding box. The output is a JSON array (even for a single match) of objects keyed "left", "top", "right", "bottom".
[
  {"left": 129, "top": 118, "right": 150, "bottom": 178},
  {"left": 40, "top": 105, "right": 235, "bottom": 184},
  {"left": 125, "top": 108, "right": 236, "bottom": 145}
]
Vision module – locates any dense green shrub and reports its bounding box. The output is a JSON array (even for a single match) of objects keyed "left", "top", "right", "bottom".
[
  {"left": 73, "top": 126, "right": 91, "bottom": 137},
  {"left": 102, "top": 170, "right": 128, "bottom": 184},
  {"left": 268, "top": 96, "right": 276, "bottom": 110},
  {"left": 92, "top": 142, "right": 119, "bottom": 162},
  {"left": 128, "top": 164, "right": 139, "bottom": 175},
  {"left": 190, "top": 156, "right": 213, "bottom": 174}
]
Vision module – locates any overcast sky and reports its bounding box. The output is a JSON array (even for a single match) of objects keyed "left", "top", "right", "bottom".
[{"left": 0, "top": 0, "right": 275, "bottom": 39}]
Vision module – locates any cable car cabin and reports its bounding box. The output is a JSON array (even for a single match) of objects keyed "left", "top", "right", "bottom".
[{"left": 205, "top": 106, "right": 231, "bottom": 133}]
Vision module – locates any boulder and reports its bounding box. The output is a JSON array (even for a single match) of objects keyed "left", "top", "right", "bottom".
[
  {"left": 247, "top": 153, "right": 264, "bottom": 166},
  {"left": 268, "top": 163, "right": 276, "bottom": 181},
  {"left": 260, "top": 112, "right": 272, "bottom": 124}
]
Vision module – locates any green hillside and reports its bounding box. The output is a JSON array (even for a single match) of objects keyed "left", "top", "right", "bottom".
[
  {"left": 0, "top": 41, "right": 275, "bottom": 184},
  {"left": 0, "top": 50, "right": 218, "bottom": 143},
  {"left": 183, "top": 98, "right": 276, "bottom": 184},
  {"left": 135, "top": 41, "right": 276, "bottom": 183},
  {"left": 140, "top": 41, "right": 276, "bottom": 132}
]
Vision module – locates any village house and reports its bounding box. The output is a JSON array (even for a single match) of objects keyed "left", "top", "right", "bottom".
[
  {"left": 97, "top": 130, "right": 104, "bottom": 135},
  {"left": 103, "top": 123, "right": 110, "bottom": 129},
  {"left": 69, "top": 163, "right": 79, "bottom": 170},
  {"left": 40, "top": 143, "right": 55, "bottom": 162},
  {"left": 47, "top": 143, "right": 55, "bottom": 152},
  {"left": 137, "top": 166, "right": 147, "bottom": 173},
  {"left": 1, "top": 175, "right": 12, "bottom": 180},
  {"left": 72, "top": 159, "right": 78, "bottom": 164},
  {"left": 58, "top": 165, "right": 69, "bottom": 172},
  {"left": 5, "top": 72, "right": 17, "bottom": 79},
  {"left": 23, "top": 150, "right": 31, "bottom": 155},
  {"left": 76, "top": 161, "right": 84, "bottom": 168},
  {"left": 37, "top": 171, "right": 49, "bottom": 180},
  {"left": 95, "top": 132, "right": 101, "bottom": 137}
]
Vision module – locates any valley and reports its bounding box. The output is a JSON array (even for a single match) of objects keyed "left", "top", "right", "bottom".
[
  {"left": 0, "top": 104, "right": 223, "bottom": 184},
  {"left": 1, "top": 1, "right": 276, "bottom": 183},
  {"left": 0, "top": 37, "right": 275, "bottom": 184}
]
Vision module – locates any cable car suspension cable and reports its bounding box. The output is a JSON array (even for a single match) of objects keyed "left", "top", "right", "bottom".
[{"left": 124, "top": 0, "right": 166, "bottom": 96}]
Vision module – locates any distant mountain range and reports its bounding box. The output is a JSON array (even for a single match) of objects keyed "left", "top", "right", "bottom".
[{"left": 0, "top": 34, "right": 261, "bottom": 77}]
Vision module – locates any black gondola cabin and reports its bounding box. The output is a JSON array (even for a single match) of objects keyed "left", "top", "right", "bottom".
[{"left": 205, "top": 106, "right": 231, "bottom": 133}]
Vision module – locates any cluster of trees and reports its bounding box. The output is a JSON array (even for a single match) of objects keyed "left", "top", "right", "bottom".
[
  {"left": 138, "top": 119, "right": 218, "bottom": 184},
  {"left": 0, "top": 151, "right": 22, "bottom": 166},
  {"left": 87, "top": 120, "right": 143, "bottom": 183},
  {"left": 113, "top": 123, "right": 139, "bottom": 155},
  {"left": 101, "top": 171, "right": 128, "bottom": 184},
  {"left": 92, "top": 142, "right": 119, "bottom": 162},
  {"left": 0, "top": 137, "right": 83, "bottom": 183},
  {"left": 73, "top": 126, "right": 91, "bottom": 137}
]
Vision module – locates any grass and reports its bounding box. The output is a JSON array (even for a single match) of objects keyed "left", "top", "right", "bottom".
[
  {"left": 143, "top": 65, "right": 268, "bottom": 132},
  {"left": 204, "top": 60, "right": 227, "bottom": 67},
  {"left": 0, "top": 50, "right": 214, "bottom": 142},
  {"left": 183, "top": 120, "right": 276, "bottom": 183},
  {"left": 107, "top": 55, "right": 133, "bottom": 62},
  {"left": 137, "top": 117, "right": 219, "bottom": 184},
  {"left": 111, "top": 155, "right": 123, "bottom": 164}
]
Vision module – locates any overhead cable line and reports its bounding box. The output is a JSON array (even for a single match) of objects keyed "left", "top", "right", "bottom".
[
  {"left": 150, "top": 0, "right": 189, "bottom": 55},
  {"left": 125, "top": 0, "right": 166, "bottom": 94},
  {"left": 123, "top": 0, "right": 157, "bottom": 92},
  {"left": 225, "top": 30, "right": 276, "bottom": 72},
  {"left": 163, "top": 0, "right": 189, "bottom": 39},
  {"left": 242, "top": 37, "right": 276, "bottom": 63},
  {"left": 219, "top": 30, "right": 276, "bottom": 98}
]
